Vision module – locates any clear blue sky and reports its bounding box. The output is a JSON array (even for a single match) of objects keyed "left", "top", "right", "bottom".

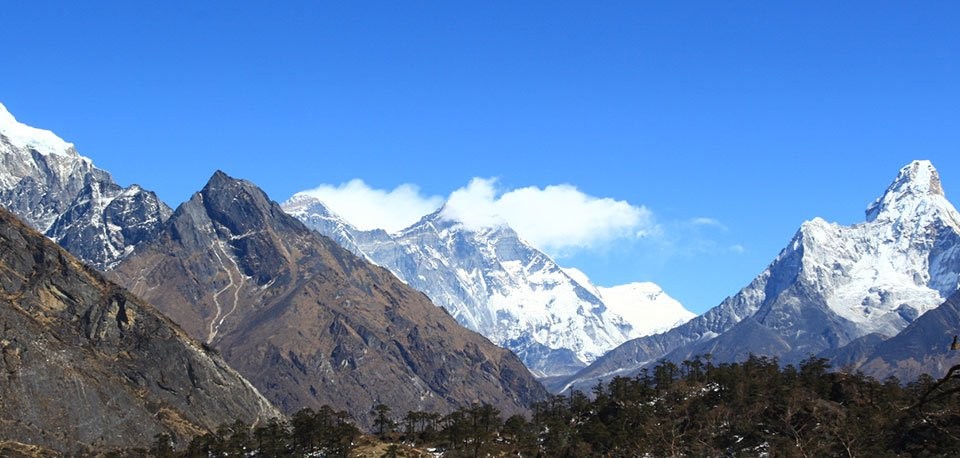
[{"left": 2, "top": 1, "right": 958, "bottom": 313}]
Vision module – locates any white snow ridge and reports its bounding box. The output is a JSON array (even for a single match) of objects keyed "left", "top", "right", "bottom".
[{"left": 0, "top": 102, "right": 76, "bottom": 157}]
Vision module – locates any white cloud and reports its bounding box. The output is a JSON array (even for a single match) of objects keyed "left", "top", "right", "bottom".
[
  {"left": 300, "top": 179, "right": 443, "bottom": 232},
  {"left": 299, "top": 177, "right": 657, "bottom": 256},
  {"left": 439, "top": 178, "right": 507, "bottom": 229},
  {"left": 691, "top": 217, "right": 727, "bottom": 230},
  {"left": 441, "top": 178, "right": 657, "bottom": 255},
  {"left": 729, "top": 244, "right": 746, "bottom": 254}
]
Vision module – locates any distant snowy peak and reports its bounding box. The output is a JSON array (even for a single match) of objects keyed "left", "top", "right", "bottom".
[
  {"left": 563, "top": 268, "right": 695, "bottom": 337},
  {"left": 598, "top": 282, "right": 696, "bottom": 338},
  {"left": 281, "top": 193, "right": 356, "bottom": 235},
  {"left": 283, "top": 193, "right": 354, "bottom": 227},
  {"left": 280, "top": 193, "right": 368, "bottom": 257},
  {"left": 0, "top": 102, "right": 77, "bottom": 157}
]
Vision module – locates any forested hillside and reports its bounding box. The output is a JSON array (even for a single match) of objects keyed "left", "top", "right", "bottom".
[{"left": 114, "top": 355, "right": 960, "bottom": 456}]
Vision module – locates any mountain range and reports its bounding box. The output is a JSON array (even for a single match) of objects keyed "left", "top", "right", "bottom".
[
  {"left": 2, "top": 101, "right": 694, "bottom": 381},
  {"left": 109, "top": 171, "right": 548, "bottom": 427},
  {"left": 283, "top": 194, "right": 694, "bottom": 377},
  {"left": 5, "top": 99, "right": 960, "bottom": 451}
]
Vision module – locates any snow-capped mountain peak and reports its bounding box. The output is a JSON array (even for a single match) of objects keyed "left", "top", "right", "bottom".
[
  {"left": 866, "top": 160, "right": 958, "bottom": 229},
  {"left": 282, "top": 192, "right": 357, "bottom": 230},
  {"left": 0, "top": 102, "right": 77, "bottom": 157},
  {"left": 597, "top": 282, "right": 697, "bottom": 338},
  {"left": 280, "top": 192, "right": 370, "bottom": 257},
  {"left": 562, "top": 160, "right": 960, "bottom": 394},
  {"left": 790, "top": 160, "right": 960, "bottom": 336}
]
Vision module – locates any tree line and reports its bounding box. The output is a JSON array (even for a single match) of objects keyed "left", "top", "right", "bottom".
[{"left": 116, "top": 354, "right": 960, "bottom": 456}]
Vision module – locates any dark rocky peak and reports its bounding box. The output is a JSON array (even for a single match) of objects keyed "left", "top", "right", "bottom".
[
  {"left": 167, "top": 171, "right": 315, "bottom": 283},
  {"left": 196, "top": 170, "right": 309, "bottom": 239},
  {"left": 44, "top": 179, "right": 172, "bottom": 270}
]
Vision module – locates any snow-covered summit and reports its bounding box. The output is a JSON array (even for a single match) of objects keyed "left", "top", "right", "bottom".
[
  {"left": 866, "top": 160, "right": 957, "bottom": 227},
  {"left": 598, "top": 282, "right": 697, "bottom": 338},
  {"left": 563, "top": 267, "right": 695, "bottom": 338},
  {"left": 790, "top": 161, "right": 960, "bottom": 335},
  {"left": 0, "top": 102, "right": 76, "bottom": 157},
  {"left": 281, "top": 192, "right": 370, "bottom": 257}
]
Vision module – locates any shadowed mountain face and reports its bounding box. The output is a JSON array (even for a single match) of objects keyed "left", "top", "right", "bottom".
[
  {"left": 0, "top": 206, "right": 279, "bottom": 454},
  {"left": 111, "top": 171, "right": 548, "bottom": 427},
  {"left": 851, "top": 291, "right": 960, "bottom": 382}
]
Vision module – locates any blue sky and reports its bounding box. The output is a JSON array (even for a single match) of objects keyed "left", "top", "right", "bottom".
[{"left": 2, "top": 1, "right": 958, "bottom": 313}]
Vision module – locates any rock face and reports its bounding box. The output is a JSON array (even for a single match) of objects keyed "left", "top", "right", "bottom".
[
  {"left": 111, "top": 172, "right": 548, "bottom": 427},
  {"left": 0, "top": 102, "right": 171, "bottom": 270},
  {"left": 283, "top": 194, "right": 694, "bottom": 377},
  {"left": 561, "top": 160, "right": 960, "bottom": 392},
  {"left": 0, "top": 206, "right": 279, "bottom": 454}
]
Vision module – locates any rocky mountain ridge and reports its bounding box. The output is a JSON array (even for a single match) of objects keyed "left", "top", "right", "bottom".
[{"left": 0, "top": 102, "right": 171, "bottom": 270}]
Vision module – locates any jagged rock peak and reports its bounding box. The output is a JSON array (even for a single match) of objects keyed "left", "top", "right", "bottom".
[
  {"left": 202, "top": 169, "right": 263, "bottom": 199},
  {"left": 0, "top": 102, "right": 77, "bottom": 157},
  {"left": 866, "top": 160, "right": 948, "bottom": 222},
  {"left": 194, "top": 170, "right": 304, "bottom": 235}
]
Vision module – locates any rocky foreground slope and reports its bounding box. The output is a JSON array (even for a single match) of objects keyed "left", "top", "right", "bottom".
[{"left": 0, "top": 206, "right": 279, "bottom": 453}]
